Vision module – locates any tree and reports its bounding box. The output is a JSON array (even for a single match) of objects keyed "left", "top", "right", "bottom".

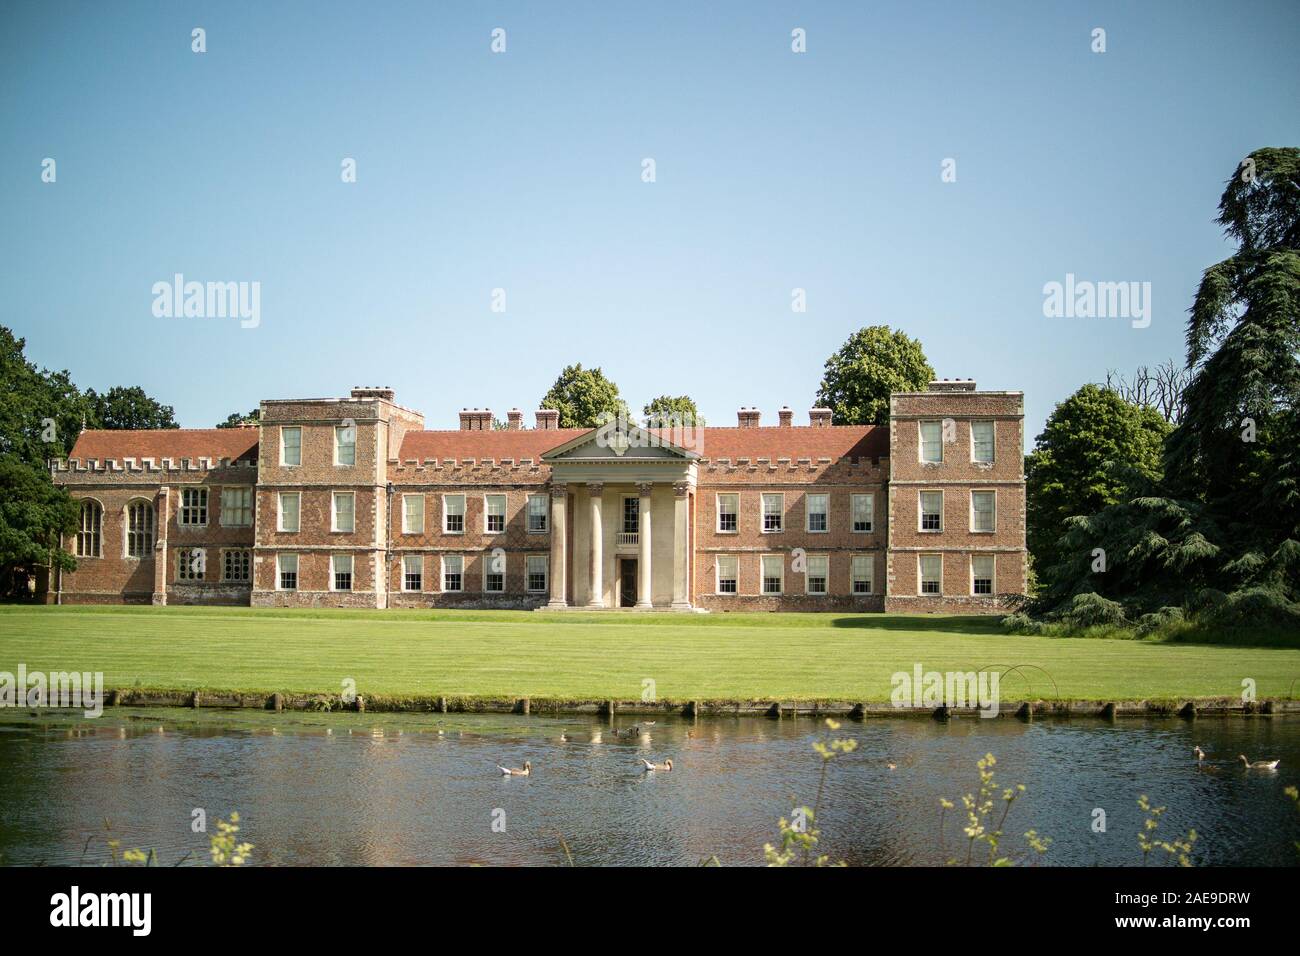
[
  {"left": 0, "top": 325, "right": 92, "bottom": 464},
  {"left": 217, "top": 408, "right": 260, "bottom": 429},
  {"left": 85, "top": 386, "right": 178, "bottom": 430},
  {"left": 814, "top": 326, "right": 934, "bottom": 425},
  {"left": 1028, "top": 149, "right": 1300, "bottom": 629},
  {"left": 539, "top": 364, "right": 626, "bottom": 428},
  {"left": 0, "top": 453, "right": 79, "bottom": 598},
  {"left": 1104, "top": 359, "right": 1190, "bottom": 423},
  {"left": 1025, "top": 384, "right": 1171, "bottom": 582},
  {"left": 642, "top": 395, "right": 704, "bottom": 427}
]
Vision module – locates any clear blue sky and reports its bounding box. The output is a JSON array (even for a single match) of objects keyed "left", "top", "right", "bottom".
[{"left": 2, "top": 0, "right": 1297, "bottom": 439}]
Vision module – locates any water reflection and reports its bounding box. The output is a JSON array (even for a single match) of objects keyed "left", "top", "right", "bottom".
[{"left": 0, "top": 711, "right": 1296, "bottom": 866}]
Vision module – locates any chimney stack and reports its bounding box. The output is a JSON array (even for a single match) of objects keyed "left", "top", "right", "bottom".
[
  {"left": 535, "top": 409, "right": 560, "bottom": 430},
  {"left": 927, "top": 379, "right": 977, "bottom": 392},
  {"left": 809, "top": 408, "right": 833, "bottom": 427},
  {"left": 737, "top": 407, "right": 761, "bottom": 428},
  {"left": 458, "top": 408, "right": 493, "bottom": 431},
  {"left": 778, "top": 406, "right": 793, "bottom": 427},
  {"left": 507, "top": 408, "right": 524, "bottom": 430}
]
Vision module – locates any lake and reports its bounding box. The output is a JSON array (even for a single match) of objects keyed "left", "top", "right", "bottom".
[{"left": 0, "top": 709, "right": 1297, "bottom": 866}]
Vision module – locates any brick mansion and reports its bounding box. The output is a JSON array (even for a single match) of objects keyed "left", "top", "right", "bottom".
[{"left": 46, "top": 381, "right": 1026, "bottom": 613}]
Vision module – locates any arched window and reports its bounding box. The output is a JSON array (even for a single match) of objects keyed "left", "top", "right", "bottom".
[
  {"left": 126, "top": 500, "right": 155, "bottom": 558},
  {"left": 76, "top": 500, "right": 102, "bottom": 557}
]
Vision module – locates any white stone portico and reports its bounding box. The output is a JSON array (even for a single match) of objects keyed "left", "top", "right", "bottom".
[{"left": 540, "top": 422, "right": 697, "bottom": 611}]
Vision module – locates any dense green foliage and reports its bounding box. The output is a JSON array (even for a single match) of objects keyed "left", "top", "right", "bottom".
[
  {"left": 1026, "top": 148, "right": 1300, "bottom": 638},
  {"left": 1025, "top": 385, "right": 1170, "bottom": 575},
  {"left": 540, "top": 363, "right": 627, "bottom": 428},
  {"left": 85, "top": 386, "right": 178, "bottom": 430},
  {"left": 814, "top": 326, "right": 934, "bottom": 425},
  {"left": 216, "top": 408, "right": 260, "bottom": 428},
  {"left": 642, "top": 394, "right": 704, "bottom": 427}
]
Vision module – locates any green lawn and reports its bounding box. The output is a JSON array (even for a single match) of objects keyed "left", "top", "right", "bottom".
[{"left": 1, "top": 605, "right": 1297, "bottom": 702}]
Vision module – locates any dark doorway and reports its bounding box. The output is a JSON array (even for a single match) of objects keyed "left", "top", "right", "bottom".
[{"left": 619, "top": 559, "right": 637, "bottom": 607}]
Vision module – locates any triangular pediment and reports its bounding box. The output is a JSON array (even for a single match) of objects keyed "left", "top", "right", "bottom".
[{"left": 541, "top": 419, "right": 699, "bottom": 461}]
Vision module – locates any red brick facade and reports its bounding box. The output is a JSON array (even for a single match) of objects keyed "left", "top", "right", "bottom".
[{"left": 48, "top": 382, "right": 1025, "bottom": 613}]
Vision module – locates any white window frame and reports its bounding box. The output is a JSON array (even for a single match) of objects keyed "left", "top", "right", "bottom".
[
  {"left": 761, "top": 493, "right": 784, "bottom": 533},
  {"left": 402, "top": 494, "right": 424, "bottom": 534},
  {"left": 332, "top": 491, "right": 355, "bottom": 533},
  {"left": 761, "top": 554, "right": 783, "bottom": 595},
  {"left": 919, "top": 420, "right": 943, "bottom": 464},
  {"left": 805, "top": 494, "right": 828, "bottom": 534},
  {"left": 280, "top": 426, "right": 302, "bottom": 467},
  {"left": 851, "top": 493, "right": 873, "bottom": 533},
  {"left": 220, "top": 486, "right": 253, "bottom": 528},
  {"left": 971, "top": 554, "right": 995, "bottom": 595},
  {"left": 971, "top": 490, "right": 996, "bottom": 533},
  {"left": 442, "top": 554, "right": 464, "bottom": 592},
  {"left": 851, "top": 554, "right": 873, "bottom": 594},
  {"left": 222, "top": 548, "right": 251, "bottom": 583},
  {"left": 715, "top": 554, "right": 738, "bottom": 594},
  {"left": 527, "top": 494, "right": 548, "bottom": 533},
  {"left": 484, "top": 494, "right": 507, "bottom": 534},
  {"left": 716, "top": 493, "right": 739, "bottom": 533},
  {"left": 483, "top": 551, "right": 506, "bottom": 592},
  {"left": 402, "top": 555, "right": 423, "bottom": 592},
  {"left": 277, "top": 492, "right": 300, "bottom": 533},
  {"left": 621, "top": 496, "right": 639, "bottom": 533},
  {"left": 526, "top": 554, "right": 548, "bottom": 592},
  {"left": 919, "top": 490, "right": 943, "bottom": 533},
  {"left": 919, "top": 554, "right": 942, "bottom": 595},
  {"left": 277, "top": 553, "right": 299, "bottom": 590},
  {"left": 179, "top": 487, "right": 208, "bottom": 527},
  {"left": 331, "top": 553, "right": 354, "bottom": 591},
  {"left": 805, "top": 554, "right": 829, "bottom": 595},
  {"left": 334, "top": 424, "right": 356, "bottom": 466},
  {"left": 443, "top": 494, "right": 466, "bottom": 534},
  {"left": 972, "top": 421, "right": 995, "bottom": 463}
]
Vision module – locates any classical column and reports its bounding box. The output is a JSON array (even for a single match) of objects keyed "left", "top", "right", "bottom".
[
  {"left": 586, "top": 482, "right": 605, "bottom": 608},
  {"left": 671, "top": 481, "right": 692, "bottom": 610},
  {"left": 636, "top": 482, "right": 653, "bottom": 608},
  {"left": 546, "top": 484, "right": 568, "bottom": 608}
]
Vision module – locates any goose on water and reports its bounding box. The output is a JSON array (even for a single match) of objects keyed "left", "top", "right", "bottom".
[
  {"left": 1239, "top": 754, "right": 1280, "bottom": 770},
  {"left": 498, "top": 761, "right": 532, "bottom": 776},
  {"left": 640, "top": 758, "right": 673, "bottom": 772}
]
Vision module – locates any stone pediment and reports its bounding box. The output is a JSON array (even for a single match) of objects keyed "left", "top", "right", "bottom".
[{"left": 541, "top": 419, "right": 699, "bottom": 462}]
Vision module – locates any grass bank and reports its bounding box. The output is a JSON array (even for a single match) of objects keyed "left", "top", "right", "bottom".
[{"left": 1, "top": 605, "right": 1297, "bottom": 703}]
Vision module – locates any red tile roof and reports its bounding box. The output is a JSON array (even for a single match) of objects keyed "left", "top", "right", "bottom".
[
  {"left": 69, "top": 429, "right": 259, "bottom": 463},
  {"left": 397, "top": 425, "right": 887, "bottom": 461}
]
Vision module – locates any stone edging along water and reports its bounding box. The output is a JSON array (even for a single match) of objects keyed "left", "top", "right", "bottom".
[{"left": 97, "top": 690, "right": 1300, "bottom": 720}]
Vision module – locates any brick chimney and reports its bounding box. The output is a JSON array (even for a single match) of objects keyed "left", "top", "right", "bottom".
[
  {"left": 506, "top": 408, "right": 524, "bottom": 430},
  {"left": 928, "top": 379, "right": 977, "bottom": 392},
  {"left": 351, "top": 386, "right": 395, "bottom": 401},
  {"left": 778, "top": 406, "right": 793, "bottom": 427},
  {"left": 458, "top": 408, "right": 493, "bottom": 431},
  {"left": 737, "top": 407, "right": 761, "bottom": 428},
  {"left": 809, "top": 408, "right": 833, "bottom": 427},
  {"left": 535, "top": 409, "right": 560, "bottom": 430}
]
